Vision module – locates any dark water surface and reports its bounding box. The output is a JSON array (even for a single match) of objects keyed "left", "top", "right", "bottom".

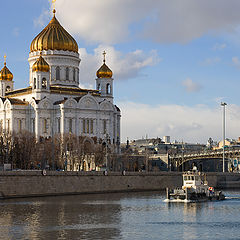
[{"left": 0, "top": 191, "right": 240, "bottom": 240}]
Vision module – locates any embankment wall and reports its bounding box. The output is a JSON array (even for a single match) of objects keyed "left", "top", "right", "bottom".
[{"left": 0, "top": 171, "right": 240, "bottom": 199}]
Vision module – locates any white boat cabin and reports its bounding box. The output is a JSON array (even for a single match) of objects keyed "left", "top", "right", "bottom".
[{"left": 182, "top": 167, "right": 208, "bottom": 192}]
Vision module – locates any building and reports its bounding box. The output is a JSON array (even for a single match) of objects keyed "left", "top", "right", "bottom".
[
  {"left": 0, "top": 9, "right": 121, "bottom": 152},
  {"left": 216, "top": 138, "right": 240, "bottom": 150},
  {"left": 121, "top": 137, "right": 206, "bottom": 171},
  {"left": 127, "top": 137, "right": 205, "bottom": 155}
]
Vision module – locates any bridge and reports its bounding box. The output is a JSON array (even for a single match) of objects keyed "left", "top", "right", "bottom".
[{"left": 169, "top": 148, "right": 240, "bottom": 171}]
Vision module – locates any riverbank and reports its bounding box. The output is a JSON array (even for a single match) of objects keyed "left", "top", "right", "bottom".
[{"left": 0, "top": 171, "right": 240, "bottom": 199}]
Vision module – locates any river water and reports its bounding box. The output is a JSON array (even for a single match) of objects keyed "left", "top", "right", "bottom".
[{"left": 0, "top": 191, "right": 240, "bottom": 240}]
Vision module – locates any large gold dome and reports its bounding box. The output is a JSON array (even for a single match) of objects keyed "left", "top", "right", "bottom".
[{"left": 30, "top": 13, "right": 78, "bottom": 53}]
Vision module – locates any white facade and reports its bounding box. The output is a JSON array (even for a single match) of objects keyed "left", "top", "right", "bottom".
[{"left": 0, "top": 13, "right": 121, "bottom": 151}]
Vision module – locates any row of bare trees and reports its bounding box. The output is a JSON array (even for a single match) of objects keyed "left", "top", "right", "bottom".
[{"left": 0, "top": 131, "right": 110, "bottom": 170}]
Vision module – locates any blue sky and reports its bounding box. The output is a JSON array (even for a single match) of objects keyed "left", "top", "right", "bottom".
[{"left": 1, "top": 0, "right": 240, "bottom": 144}]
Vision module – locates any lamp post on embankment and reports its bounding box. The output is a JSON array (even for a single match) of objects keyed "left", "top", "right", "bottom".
[
  {"left": 181, "top": 141, "right": 184, "bottom": 172},
  {"left": 221, "top": 102, "right": 227, "bottom": 172},
  {"left": 104, "top": 134, "right": 109, "bottom": 171}
]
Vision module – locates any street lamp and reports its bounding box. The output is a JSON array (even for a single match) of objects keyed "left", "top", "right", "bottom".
[
  {"left": 221, "top": 102, "right": 227, "bottom": 172},
  {"left": 182, "top": 141, "right": 184, "bottom": 172},
  {"left": 104, "top": 133, "right": 109, "bottom": 171}
]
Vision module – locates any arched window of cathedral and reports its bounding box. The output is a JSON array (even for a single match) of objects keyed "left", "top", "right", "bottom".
[
  {"left": 33, "top": 78, "right": 36, "bottom": 89},
  {"left": 42, "top": 78, "right": 47, "bottom": 89},
  {"left": 57, "top": 118, "right": 60, "bottom": 133},
  {"left": 73, "top": 68, "right": 76, "bottom": 82},
  {"left": 6, "top": 86, "right": 11, "bottom": 93},
  {"left": 32, "top": 118, "right": 35, "bottom": 133},
  {"left": 87, "top": 119, "right": 90, "bottom": 133},
  {"left": 18, "top": 119, "right": 22, "bottom": 132},
  {"left": 43, "top": 119, "right": 47, "bottom": 133},
  {"left": 90, "top": 120, "right": 94, "bottom": 134},
  {"left": 106, "top": 83, "right": 111, "bottom": 94},
  {"left": 98, "top": 84, "right": 101, "bottom": 91},
  {"left": 103, "top": 119, "right": 107, "bottom": 134},
  {"left": 66, "top": 67, "right": 69, "bottom": 81},
  {"left": 56, "top": 66, "right": 60, "bottom": 80},
  {"left": 69, "top": 118, "right": 72, "bottom": 133},
  {"left": 83, "top": 119, "right": 86, "bottom": 133}
]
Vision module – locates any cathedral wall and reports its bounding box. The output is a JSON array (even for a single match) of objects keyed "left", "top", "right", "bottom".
[
  {"left": 12, "top": 108, "right": 27, "bottom": 133},
  {"left": 0, "top": 97, "right": 120, "bottom": 143}
]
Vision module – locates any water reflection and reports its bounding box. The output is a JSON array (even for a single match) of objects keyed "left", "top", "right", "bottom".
[
  {"left": 0, "top": 191, "right": 240, "bottom": 240},
  {"left": 0, "top": 194, "right": 123, "bottom": 240}
]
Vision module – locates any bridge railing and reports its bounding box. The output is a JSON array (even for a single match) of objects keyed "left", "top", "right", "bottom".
[{"left": 169, "top": 149, "right": 240, "bottom": 160}]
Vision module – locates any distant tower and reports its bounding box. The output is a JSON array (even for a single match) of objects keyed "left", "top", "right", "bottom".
[
  {"left": 163, "top": 136, "right": 170, "bottom": 144},
  {"left": 0, "top": 55, "right": 14, "bottom": 97},
  {"left": 96, "top": 51, "right": 113, "bottom": 102},
  {"left": 31, "top": 53, "right": 50, "bottom": 97}
]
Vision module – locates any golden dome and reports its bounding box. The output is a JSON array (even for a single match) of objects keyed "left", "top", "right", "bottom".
[
  {"left": 32, "top": 54, "right": 50, "bottom": 72},
  {"left": 96, "top": 51, "right": 113, "bottom": 78},
  {"left": 0, "top": 57, "right": 13, "bottom": 81},
  {"left": 30, "top": 13, "right": 78, "bottom": 53}
]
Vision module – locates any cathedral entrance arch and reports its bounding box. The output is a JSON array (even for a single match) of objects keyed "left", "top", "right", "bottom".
[{"left": 83, "top": 137, "right": 94, "bottom": 154}]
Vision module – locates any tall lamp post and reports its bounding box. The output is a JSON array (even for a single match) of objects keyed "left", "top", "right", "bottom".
[
  {"left": 221, "top": 102, "right": 227, "bottom": 172},
  {"left": 105, "top": 134, "right": 109, "bottom": 171}
]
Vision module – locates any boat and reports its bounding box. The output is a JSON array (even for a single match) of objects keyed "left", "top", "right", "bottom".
[{"left": 165, "top": 166, "right": 225, "bottom": 202}]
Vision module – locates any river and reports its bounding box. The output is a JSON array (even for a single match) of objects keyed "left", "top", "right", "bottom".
[{"left": 0, "top": 191, "right": 240, "bottom": 240}]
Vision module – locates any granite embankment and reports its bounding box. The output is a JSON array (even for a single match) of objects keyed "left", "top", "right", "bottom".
[{"left": 0, "top": 171, "right": 240, "bottom": 199}]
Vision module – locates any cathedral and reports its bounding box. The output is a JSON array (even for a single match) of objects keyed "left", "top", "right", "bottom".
[{"left": 0, "top": 9, "right": 121, "bottom": 151}]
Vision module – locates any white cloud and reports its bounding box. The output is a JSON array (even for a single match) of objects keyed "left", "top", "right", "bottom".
[
  {"left": 119, "top": 102, "right": 240, "bottom": 144},
  {"left": 182, "top": 78, "right": 202, "bottom": 93},
  {"left": 143, "top": 1, "right": 240, "bottom": 44},
  {"left": 12, "top": 28, "right": 20, "bottom": 37},
  {"left": 79, "top": 45, "right": 160, "bottom": 85},
  {"left": 213, "top": 43, "right": 227, "bottom": 51},
  {"left": 54, "top": 0, "right": 151, "bottom": 44},
  {"left": 232, "top": 56, "right": 240, "bottom": 68},
  {"left": 202, "top": 57, "right": 221, "bottom": 66},
  {"left": 43, "top": 0, "right": 240, "bottom": 44},
  {"left": 34, "top": 9, "right": 51, "bottom": 28}
]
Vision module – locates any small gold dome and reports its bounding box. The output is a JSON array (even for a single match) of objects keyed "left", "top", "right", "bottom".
[
  {"left": 0, "top": 59, "right": 13, "bottom": 81},
  {"left": 30, "top": 13, "right": 78, "bottom": 53},
  {"left": 32, "top": 54, "right": 50, "bottom": 72},
  {"left": 96, "top": 51, "right": 113, "bottom": 78}
]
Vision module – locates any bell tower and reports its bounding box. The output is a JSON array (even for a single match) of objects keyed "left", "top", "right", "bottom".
[
  {"left": 96, "top": 51, "right": 113, "bottom": 101},
  {"left": 0, "top": 55, "right": 14, "bottom": 97},
  {"left": 31, "top": 53, "right": 50, "bottom": 99}
]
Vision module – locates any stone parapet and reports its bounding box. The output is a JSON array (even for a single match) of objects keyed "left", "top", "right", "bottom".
[{"left": 0, "top": 171, "right": 239, "bottom": 199}]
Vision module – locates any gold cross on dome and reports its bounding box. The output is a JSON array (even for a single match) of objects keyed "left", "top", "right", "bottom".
[
  {"left": 4, "top": 55, "right": 6, "bottom": 66},
  {"left": 52, "top": 0, "right": 56, "bottom": 14},
  {"left": 103, "top": 51, "right": 106, "bottom": 63}
]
